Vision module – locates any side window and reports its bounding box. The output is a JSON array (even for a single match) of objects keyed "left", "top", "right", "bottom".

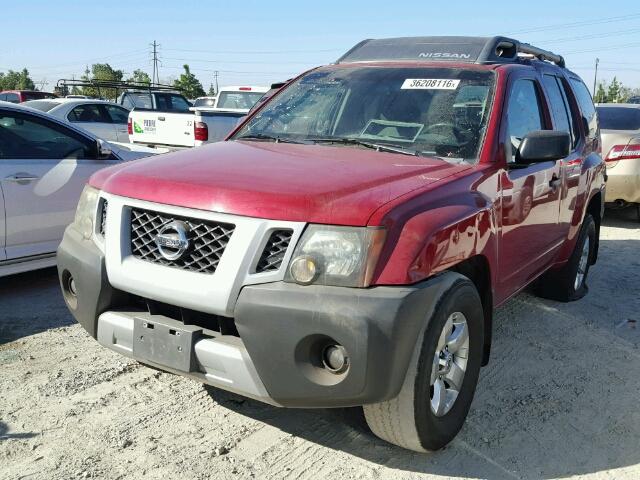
[
  {"left": 68, "top": 104, "right": 108, "bottom": 123},
  {"left": 121, "top": 95, "right": 133, "bottom": 109},
  {"left": 569, "top": 78, "right": 598, "bottom": 140},
  {"left": 557, "top": 78, "right": 581, "bottom": 147},
  {"left": 542, "top": 75, "right": 573, "bottom": 146},
  {"left": 104, "top": 105, "right": 129, "bottom": 124},
  {"left": 506, "top": 79, "right": 544, "bottom": 163},
  {"left": 5, "top": 93, "right": 19, "bottom": 103},
  {"left": 0, "top": 110, "right": 95, "bottom": 160},
  {"left": 0, "top": 94, "right": 5, "bottom": 101}
]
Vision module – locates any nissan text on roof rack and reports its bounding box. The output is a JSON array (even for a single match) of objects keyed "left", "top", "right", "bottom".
[{"left": 57, "top": 36, "right": 606, "bottom": 452}]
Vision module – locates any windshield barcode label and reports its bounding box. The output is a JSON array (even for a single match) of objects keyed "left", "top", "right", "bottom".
[{"left": 401, "top": 79, "right": 460, "bottom": 90}]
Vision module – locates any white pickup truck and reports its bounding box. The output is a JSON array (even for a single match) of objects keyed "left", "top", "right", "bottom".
[{"left": 128, "top": 86, "right": 269, "bottom": 148}]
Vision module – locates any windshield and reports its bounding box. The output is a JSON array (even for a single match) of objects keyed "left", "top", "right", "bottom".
[
  {"left": 597, "top": 107, "right": 640, "bottom": 130},
  {"left": 217, "top": 91, "right": 265, "bottom": 110},
  {"left": 23, "top": 100, "right": 60, "bottom": 112},
  {"left": 233, "top": 67, "right": 495, "bottom": 162}
]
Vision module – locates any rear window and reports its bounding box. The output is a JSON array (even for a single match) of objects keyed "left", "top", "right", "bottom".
[
  {"left": 596, "top": 107, "right": 640, "bottom": 130},
  {"left": 23, "top": 100, "right": 59, "bottom": 112},
  {"left": 216, "top": 91, "right": 264, "bottom": 110},
  {"left": 155, "top": 93, "right": 191, "bottom": 112},
  {"left": 124, "top": 93, "right": 153, "bottom": 109}
]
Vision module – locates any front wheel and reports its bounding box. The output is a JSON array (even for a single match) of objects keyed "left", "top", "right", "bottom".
[{"left": 363, "top": 276, "right": 484, "bottom": 452}]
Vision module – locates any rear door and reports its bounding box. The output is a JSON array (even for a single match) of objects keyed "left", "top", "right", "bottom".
[
  {"left": 0, "top": 108, "right": 118, "bottom": 259},
  {"left": 499, "top": 75, "right": 564, "bottom": 292},
  {"left": 67, "top": 103, "right": 118, "bottom": 141},
  {"left": 103, "top": 104, "right": 131, "bottom": 142}
]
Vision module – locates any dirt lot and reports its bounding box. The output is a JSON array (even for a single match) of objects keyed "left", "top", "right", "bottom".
[{"left": 1, "top": 209, "right": 639, "bottom": 480}]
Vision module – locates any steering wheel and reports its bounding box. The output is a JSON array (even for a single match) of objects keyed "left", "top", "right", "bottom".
[{"left": 423, "top": 122, "right": 464, "bottom": 138}]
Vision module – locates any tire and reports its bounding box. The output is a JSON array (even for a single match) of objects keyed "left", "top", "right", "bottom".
[
  {"left": 363, "top": 277, "right": 484, "bottom": 452},
  {"left": 534, "top": 214, "right": 596, "bottom": 302}
]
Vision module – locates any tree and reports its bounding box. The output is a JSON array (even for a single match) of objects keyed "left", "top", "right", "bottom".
[
  {"left": 0, "top": 68, "right": 35, "bottom": 90},
  {"left": 607, "top": 77, "right": 623, "bottom": 103},
  {"left": 127, "top": 69, "right": 151, "bottom": 86},
  {"left": 80, "top": 63, "right": 124, "bottom": 99},
  {"left": 207, "top": 83, "right": 216, "bottom": 96},
  {"left": 173, "top": 64, "right": 205, "bottom": 98},
  {"left": 594, "top": 82, "right": 608, "bottom": 103}
]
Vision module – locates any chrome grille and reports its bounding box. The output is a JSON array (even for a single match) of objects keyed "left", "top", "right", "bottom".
[
  {"left": 256, "top": 229, "right": 293, "bottom": 273},
  {"left": 99, "top": 199, "right": 108, "bottom": 236},
  {"left": 130, "top": 208, "right": 235, "bottom": 274}
]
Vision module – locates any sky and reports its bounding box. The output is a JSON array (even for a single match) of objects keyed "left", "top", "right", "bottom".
[{"left": 2, "top": 0, "right": 640, "bottom": 93}]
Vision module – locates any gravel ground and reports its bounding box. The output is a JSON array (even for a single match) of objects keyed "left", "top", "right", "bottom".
[{"left": 1, "top": 208, "right": 639, "bottom": 480}]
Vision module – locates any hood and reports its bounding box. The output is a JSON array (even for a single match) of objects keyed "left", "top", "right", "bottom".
[
  {"left": 109, "top": 141, "right": 170, "bottom": 161},
  {"left": 91, "top": 140, "right": 469, "bottom": 225}
]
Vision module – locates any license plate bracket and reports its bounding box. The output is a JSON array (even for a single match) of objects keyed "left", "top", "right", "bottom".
[{"left": 133, "top": 317, "right": 202, "bottom": 372}]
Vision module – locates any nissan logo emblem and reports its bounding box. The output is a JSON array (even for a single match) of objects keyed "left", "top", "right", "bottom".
[{"left": 155, "top": 221, "right": 190, "bottom": 261}]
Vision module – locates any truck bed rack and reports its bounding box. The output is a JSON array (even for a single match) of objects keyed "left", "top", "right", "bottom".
[
  {"left": 336, "top": 36, "right": 565, "bottom": 68},
  {"left": 55, "top": 79, "right": 183, "bottom": 99}
]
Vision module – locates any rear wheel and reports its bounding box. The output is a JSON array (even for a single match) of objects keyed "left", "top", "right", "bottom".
[
  {"left": 363, "top": 276, "right": 484, "bottom": 452},
  {"left": 535, "top": 214, "right": 596, "bottom": 302}
]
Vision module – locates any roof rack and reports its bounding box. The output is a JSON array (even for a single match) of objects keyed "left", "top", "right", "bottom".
[
  {"left": 336, "top": 36, "right": 565, "bottom": 68},
  {"left": 55, "top": 79, "right": 183, "bottom": 99}
]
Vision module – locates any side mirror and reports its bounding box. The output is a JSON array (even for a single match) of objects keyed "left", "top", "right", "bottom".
[
  {"left": 97, "top": 139, "right": 112, "bottom": 159},
  {"left": 516, "top": 130, "right": 570, "bottom": 164}
]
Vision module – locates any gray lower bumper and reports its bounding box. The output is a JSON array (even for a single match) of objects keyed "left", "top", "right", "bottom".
[{"left": 96, "top": 311, "right": 275, "bottom": 405}]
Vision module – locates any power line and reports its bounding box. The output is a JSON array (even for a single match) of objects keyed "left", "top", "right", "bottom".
[
  {"left": 163, "top": 47, "right": 343, "bottom": 55},
  {"left": 564, "top": 41, "right": 640, "bottom": 55},
  {"left": 161, "top": 56, "right": 319, "bottom": 65},
  {"left": 531, "top": 27, "right": 640, "bottom": 45},
  {"left": 504, "top": 12, "right": 640, "bottom": 34}
]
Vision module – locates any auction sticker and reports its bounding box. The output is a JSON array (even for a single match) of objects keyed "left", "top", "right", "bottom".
[{"left": 401, "top": 79, "right": 460, "bottom": 90}]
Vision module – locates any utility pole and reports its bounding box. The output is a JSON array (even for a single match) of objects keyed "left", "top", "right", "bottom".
[
  {"left": 592, "top": 58, "right": 599, "bottom": 97},
  {"left": 214, "top": 70, "right": 219, "bottom": 94},
  {"left": 151, "top": 41, "right": 160, "bottom": 85}
]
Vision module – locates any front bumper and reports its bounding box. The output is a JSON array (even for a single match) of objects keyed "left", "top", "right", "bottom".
[{"left": 58, "top": 225, "right": 458, "bottom": 408}]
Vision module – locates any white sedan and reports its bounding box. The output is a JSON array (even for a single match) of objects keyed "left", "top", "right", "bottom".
[
  {"left": 0, "top": 101, "right": 163, "bottom": 277},
  {"left": 23, "top": 98, "right": 131, "bottom": 143}
]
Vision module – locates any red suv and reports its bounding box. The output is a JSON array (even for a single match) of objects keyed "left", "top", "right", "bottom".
[
  {"left": 58, "top": 36, "right": 605, "bottom": 452},
  {"left": 0, "top": 90, "right": 56, "bottom": 103}
]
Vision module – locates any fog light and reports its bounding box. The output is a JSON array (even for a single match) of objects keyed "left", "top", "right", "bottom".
[
  {"left": 289, "top": 255, "right": 318, "bottom": 285},
  {"left": 68, "top": 277, "right": 77, "bottom": 297},
  {"left": 322, "top": 344, "right": 349, "bottom": 374}
]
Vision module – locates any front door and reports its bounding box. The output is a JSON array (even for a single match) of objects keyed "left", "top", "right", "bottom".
[
  {"left": 67, "top": 103, "right": 119, "bottom": 142},
  {"left": 499, "top": 77, "right": 564, "bottom": 295},
  {"left": 0, "top": 108, "right": 116, "bottom": 259}
]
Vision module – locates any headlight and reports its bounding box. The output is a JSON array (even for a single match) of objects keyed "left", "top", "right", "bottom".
[
  {"left": 286, "top": 225, "right": 386, "bottom": 287},
  {"left": 72, "top": 185, "right": 100, "bottom": 240}
]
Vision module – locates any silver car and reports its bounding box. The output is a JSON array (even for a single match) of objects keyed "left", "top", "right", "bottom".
[
  {"left": 0, "top": 101, "right": 161, "bottom": 276},
  {"left": 597, "top": 103, "right": 640, "bottom": 218},
  {"left": 23, "top": 98, "right": 131, "bottom": 143}
]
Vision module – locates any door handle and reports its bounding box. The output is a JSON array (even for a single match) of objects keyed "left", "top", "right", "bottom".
[
  {"left": 5, "top": 173, "right": 39, "bottom": 183},
  {"left": 158, "top": 116, "right": 166, "bottom": 121}
]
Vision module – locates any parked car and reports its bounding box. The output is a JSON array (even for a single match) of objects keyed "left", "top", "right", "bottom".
[
  {"left": 57, "top": 36, "right": 605, "bottom": 452},
  {"left": 23, "top": 98, "right": 131, "bottom": 143},
  {"left": 597, "top": 103, "right": 640, "bottom": 220},
  {"left": 627, "top": 96, "right": 640, "bottom": 104},
  {"left": 0, "top": 101, "right": 164, "bottom": 277},
  {"left": 129, "top": 86, "right": 269, "bottom": 148},
  {"left": 0, "top": 90, "right": 57, "bottom": 103}
]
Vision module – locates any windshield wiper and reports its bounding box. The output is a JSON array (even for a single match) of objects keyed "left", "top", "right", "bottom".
[
  {"left": 235, "top": 133, "right": 307, "bottom": 144},
  {"left": 308, "top": 137, "right": 419, "bottom": 156}
]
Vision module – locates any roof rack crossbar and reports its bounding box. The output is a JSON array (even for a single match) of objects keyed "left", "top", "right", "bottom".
[{"left": 516, "top": 42, "right": 565, "bottom": 68}]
